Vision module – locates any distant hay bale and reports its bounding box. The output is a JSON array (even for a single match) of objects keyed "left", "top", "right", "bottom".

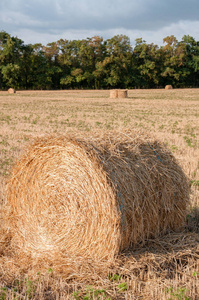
[
  {"left": 110, "top": 89, "right": 128, "bottom": 98},
  {"left": 6, "top": 130, "right": 190, "bottom": 261},
  {"left": 8, "top": 88, "right": 16, "bottom": 94},
  {"left": 165, "top": 85, "right": 173, "bottom": 90},
  {"left": 110, "top": 89, "right": 118, "bottom": 98},
  {"left": 117, "top": 89, "right": 128, "bottom": 98}
]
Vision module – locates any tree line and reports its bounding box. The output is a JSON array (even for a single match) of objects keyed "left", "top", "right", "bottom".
[{"left": 0, "top": 31, "right": 199, "bottom": 90}]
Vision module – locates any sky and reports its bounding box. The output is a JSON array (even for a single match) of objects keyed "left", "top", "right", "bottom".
[{"left": 0, "top": 0, "right": 199, "bottom": 46}]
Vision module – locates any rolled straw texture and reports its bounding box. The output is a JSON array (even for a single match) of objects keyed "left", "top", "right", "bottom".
[
  {"left": 110, "top": 90, "right": 118, "bottom": 98},
  {"left": 8, "top": 88, "right": 16, "bottom": 94},
  {"left": 6, "top": 130, "right": 190, "bottom": 261},
  {"left": 117, "top": 90, "right": 128, "bottom": 98},
  {"left": 165, "top": 85, "right": 173, "bottom": 90}
]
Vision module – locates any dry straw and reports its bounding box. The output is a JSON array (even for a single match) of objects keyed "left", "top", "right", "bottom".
[
  {"left": 6, "top": 129, "right": 190, "bottom": 262},
  {"left": 8, "top": 88, "right": 16, "bottom": 94},
  {"left": 117, "top": 89, "right": 128, "bottom": 98},
  {"left": 110, "top": 89, "right": 118, "bottom": 98},
  {"left": 165, "top": 85, "right": 173, "bottom": 90},
  {"left": 110, "top": 89, "right": 128, "bottom": 98}
]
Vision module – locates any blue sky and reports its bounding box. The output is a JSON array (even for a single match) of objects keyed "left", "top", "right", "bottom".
[{"left": 0, "top": 0, "right": 199, "bottom": 45}]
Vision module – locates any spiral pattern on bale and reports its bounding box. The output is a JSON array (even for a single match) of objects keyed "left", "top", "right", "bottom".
[{"left": 6, "top": 129, "right": 190, "bottom": 261}]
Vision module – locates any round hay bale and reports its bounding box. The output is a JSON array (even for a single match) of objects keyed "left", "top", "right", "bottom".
[
  {"left": 117, "top": 89, "right": 128, "bottom": 98},
  {"left": 6, "top": 130, "right": 190, "bottom": 261},
  {"left": 8, "top": 88, "right": 16, "bottom": 94},
  {"left": 110, "top": 89, "right": 118, "bottom": 98},
  {"left": 165, "top": 85, "right": 173, "bottom": 90}
]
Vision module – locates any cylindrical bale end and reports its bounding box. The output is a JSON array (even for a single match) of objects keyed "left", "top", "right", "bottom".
[
  {"left": 117, "top": 89, "right": 128, "bottom": 98},
  {"left": 8, "top": 88, "right": 16, "bottom": 94},
  {"left": 165, "top": 85, "right": 173, "bottom": 90},
  {"left": 110, "top": 89, "right": 118, "bottom": 98}
]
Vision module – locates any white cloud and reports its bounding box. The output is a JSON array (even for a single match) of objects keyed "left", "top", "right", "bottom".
[
  {"left": 0, "top": 0, "right": 199, "bottom": 45},
  {"left": 0, "top": 10, "right": 44, "bottom": 28},
  {"left": 11, "top": 20, "right": 199, "bottom": 47}
]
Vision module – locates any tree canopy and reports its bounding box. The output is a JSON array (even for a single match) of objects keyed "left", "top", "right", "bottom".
[{"left": 0, "top": 31, "right": 199, "bottom": 90}]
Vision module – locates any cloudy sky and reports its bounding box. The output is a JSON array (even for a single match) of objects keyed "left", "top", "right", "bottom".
[{"left": 0, "top": 0, "right": 199, "bottom": 46}]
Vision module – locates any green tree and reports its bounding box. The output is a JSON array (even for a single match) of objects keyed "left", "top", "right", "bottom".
[
  {"left": 0, "top": 31, "right": 24, "bottom": 89},
  {"left": 160, "top": 35, "right": 188, "bottom": 87},
  {"left": 58, "top": 39, "right": 81, "bottom": 88},
  {"left": 1, "top": 31, "right": 199, "bottom": 90},
  {"left": 180, "top": 35, "right": 199, "bottom": 87},
  {"left": 42, "top": 42, "right": 62, "bottom": 89},
  {"left": 132, "top": 38, "right": 162, "bottom": 88},
  {"left": 95, "top": 35, "right": 133, "bottom": 88},
  {"left": 59, "top": 37, "right": 106, "bottom": 89},
  {"left": 27, "top": 43, "right": 52, "bottom": 89}
]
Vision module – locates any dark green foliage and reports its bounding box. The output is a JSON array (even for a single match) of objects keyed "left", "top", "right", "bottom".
[{"left": 0, "top": 31, "right": 199, "bottom": 90}]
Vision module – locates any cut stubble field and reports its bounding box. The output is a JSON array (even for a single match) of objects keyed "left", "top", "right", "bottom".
[{"left": 0, "top": 89, "right": 199, "bottom": 299}]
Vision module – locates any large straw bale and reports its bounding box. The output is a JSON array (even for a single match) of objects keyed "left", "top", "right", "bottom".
[
  {"left": 6, "top": 129, "right": 190, "bottom": 262},
  {"left": 8, "top": 88, "right": 16, "bottom": 94},
  {"left": 110, "top": 89, "right": 118, "bottom": 98},
  {"left": 110, "top": 89, "right": 128, "bottom": 98},
  {"left": 165, "top": 85, "right": 173, "bottom": 90},
  {"left": 117, "top": 89, "right": 128, "bottom": 98}
]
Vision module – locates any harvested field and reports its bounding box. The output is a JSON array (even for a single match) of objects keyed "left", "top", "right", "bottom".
[{"left": 0, "top": 89, "right": 199, "bottom": 299}]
